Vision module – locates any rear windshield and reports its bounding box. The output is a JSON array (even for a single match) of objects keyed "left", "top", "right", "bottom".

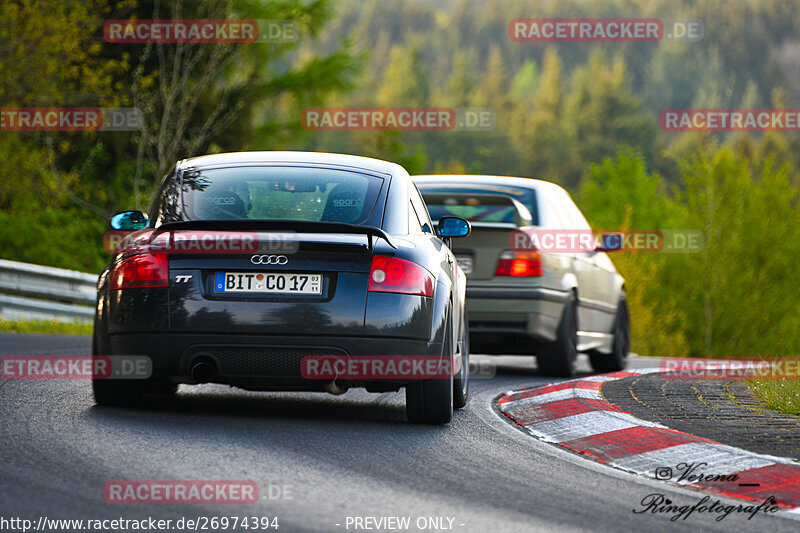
[
  {"left": 418, "top": 185, "right": 538, "bottom": 225},
  {"left": 180, "top": 166, "right": 384, "bottom": 223}
]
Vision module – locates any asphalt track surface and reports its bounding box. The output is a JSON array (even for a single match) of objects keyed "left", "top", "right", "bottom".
[{"left": 1, "top": 332, "right": 798, "bottom": 532}]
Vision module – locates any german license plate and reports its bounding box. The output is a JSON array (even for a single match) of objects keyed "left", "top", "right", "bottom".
[{"left": 215, "top": 272, "right": 322, "bottom": 294}]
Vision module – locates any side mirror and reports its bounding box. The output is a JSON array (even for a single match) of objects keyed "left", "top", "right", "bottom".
[
  {"left": 110, "top": 210, "right": 148, "bottom": 231},
  {"left": 437, "top": 216, "right": 471, "bottom": 238}
]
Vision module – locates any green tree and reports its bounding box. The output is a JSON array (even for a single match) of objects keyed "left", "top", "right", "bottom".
[
  {"left": 563, "top": 50, "right": 655, "bottom": 188},
  {"left": 376, "top": 42, "right": 429, "bottom": 107},
  {"left": 509, "top": 49, "right": 570, "bottom": 182},
  {"left": 0, "top": 0, "right": 361, "bottom": 272},
  {"left": 674, "top": 147, "right": 800, "bottom": 356},
  {"left": 579, "top": 150, "right": 688, "bottom": 356}
]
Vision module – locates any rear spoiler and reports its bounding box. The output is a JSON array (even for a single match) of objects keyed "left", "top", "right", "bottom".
[
  {"left": 422, "top": 192, "right": 533, "bottom": 227},
  {"left": 156, "top": 220, "right": 397, "bottom": 251}
]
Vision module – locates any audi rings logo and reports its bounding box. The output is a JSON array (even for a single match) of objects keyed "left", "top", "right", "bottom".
[{"left": 250, "top": 254, "right": 288, "bottom": 265}]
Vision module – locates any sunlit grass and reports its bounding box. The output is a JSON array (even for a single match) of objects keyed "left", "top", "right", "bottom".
[
  {"left": 748, "top": 379, "right": 800, "bottom": 416},
  {"left": 0, "top": 316, "right": 92, "bottom": 336}
]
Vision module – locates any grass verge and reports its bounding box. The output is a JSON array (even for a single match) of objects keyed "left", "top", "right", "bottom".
[
  {"left": 747, "top": 379, "right": 800, "bottom": 416},
  {"left": 0, "top": 317, "right": 92, "bottom": 336}
]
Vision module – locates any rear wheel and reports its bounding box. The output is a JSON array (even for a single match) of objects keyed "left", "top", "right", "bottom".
[
  {"left": 406, "top": 307, "right": 455, "bottom": 424},
  {"left": 93, "top": 375, "right": 145, "bottom": 407},
  {"left": 453, "top": 311, "right": 470, "bottom": 410},
  {"left": 405, "top": 377, "right": 453, "bottom": 424},
  {"left": 92, "top": 335, "right": 174, "bottom": 406},
  {"left": 536, "top": 293, "right": 578, "bottom": 377},
  {"left": 589, "top": 297, "right": 630, "bottom": 373}
]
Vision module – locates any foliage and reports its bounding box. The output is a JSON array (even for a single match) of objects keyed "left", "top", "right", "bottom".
[
  {"left": 0, "top": 0, "right": 360, "bottom": 271},
  {"left": 579, "top": 147, "right": 800, "bottom": 358},
  {"left": 0, "top": 317, "right": 93, "bottom": 336},
  {"left": 748, "top": 380, "right": 800, "bottom": 416},
  {"left": 579, "top": 150, "right": 688, "bottom": 356},
  {"left": 2, "top": 0, "right": 800, "bottom": 358}
]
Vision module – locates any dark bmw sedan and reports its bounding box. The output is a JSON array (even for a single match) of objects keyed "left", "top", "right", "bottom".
[{"left": 93, "top": 151, "right": 471, "bottom": 424}]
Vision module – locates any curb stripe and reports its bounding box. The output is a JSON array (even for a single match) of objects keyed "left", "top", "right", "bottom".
[
  {"left": 560, "top": 426, "right": 717, "bottom": 462},
  {"left": 498, "top": 386, "right": 602, "bottom": 411},
  {"left": 496, "top": 365, "right": 800, "bottom": 512},
  {"left": 610, "top": 442, "right": 776, "bottom": 480},
  {"left": 522, "top": 410, "right": 665, "bottom": 443},
  {"left": 706, "top": 464, "right": 800, "bottom": 507},
  {"left": 579, "top": 371, "right": 641, "bottom": 381},
  {"left": 498, "top": 380, "right": 603, "bottom": 404},
  {"left": 506, "top": 397, "right": 626, "bottom": 426}
]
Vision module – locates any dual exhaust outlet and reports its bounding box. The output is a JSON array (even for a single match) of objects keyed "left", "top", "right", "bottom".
[{"left": 189, "top": 356, "right": 348, "bottom": 395}]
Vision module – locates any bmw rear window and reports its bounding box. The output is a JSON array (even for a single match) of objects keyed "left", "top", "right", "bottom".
[
  {"left": 418, "top": 185, "right": 538, "bottom": 225},
  {"left": 180, "top": 166, "right": 384, "bottom": 223}
]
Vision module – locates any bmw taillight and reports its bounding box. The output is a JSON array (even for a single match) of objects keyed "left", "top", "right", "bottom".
[
  {"left": 495, "top": 250, "right": 543, "bottom": 277},
  {"left": 109, "top": 253, "right": 169, "bottom": 290},
  {"left": 368, "top": 256, "right": 435, "bottom": 297}
]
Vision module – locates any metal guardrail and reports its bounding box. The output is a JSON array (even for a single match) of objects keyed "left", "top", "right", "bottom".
[{"left": 0, "top": 259, "right": 98, "bottom": 323}]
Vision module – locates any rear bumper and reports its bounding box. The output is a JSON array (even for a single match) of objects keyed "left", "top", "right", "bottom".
[
  {"left": 105, "top": 333, "right": 444, "bottom": 391},
  {"left": 465, "top": 286, "right": 568, "bottom": 343}
]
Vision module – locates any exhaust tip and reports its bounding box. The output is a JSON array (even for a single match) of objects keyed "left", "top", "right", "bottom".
[{"left": 190, "top": 357, "right": 218, "bottom": 384}]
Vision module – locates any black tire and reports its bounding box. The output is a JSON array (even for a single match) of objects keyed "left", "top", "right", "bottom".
[
  {"left": 453, "top": 311, "right": 470, "bottom": 410},
  {"left": 536, "top": 293, "right": 578, "bottom": 377},
  {"left": 405, "top": 377, "right": 453, "bottom": 424},
  {"left": 91, "top": 333, "right": 140, "bottom": 407},
  {"left": 406, "top": 307, "right": 455, "bottom": 424},
  {"left": 93, "top": 376, "right": 145, "bottom": 407},
  {"left": 91, "top": 334, "right": 165, "bottom": 406},
  {"left": 589, "top": 297, "right": 630, "bottom": 373}
]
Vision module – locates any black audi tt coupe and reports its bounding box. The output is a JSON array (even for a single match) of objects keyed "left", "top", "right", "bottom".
[{"left": 92, "top": 151, "right": 471, "bottom": 424}]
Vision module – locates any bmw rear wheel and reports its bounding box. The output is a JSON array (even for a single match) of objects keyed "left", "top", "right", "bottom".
[
  {"left": 536, "top": 293, "right": 578, "bottom": 377},
  {"left": 589, "top": 296, "right": 630, "bottom": 373}
]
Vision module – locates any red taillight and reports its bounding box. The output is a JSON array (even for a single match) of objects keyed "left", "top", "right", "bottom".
[
  {"left": 109, "top": 253, "right": 169, "bottom": 290},
  {"left": 369, "top": 256, "right": 435, "bottom": 297},
  {"left": 495, "top": 250, "right": 543, "bottom": 277}
]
